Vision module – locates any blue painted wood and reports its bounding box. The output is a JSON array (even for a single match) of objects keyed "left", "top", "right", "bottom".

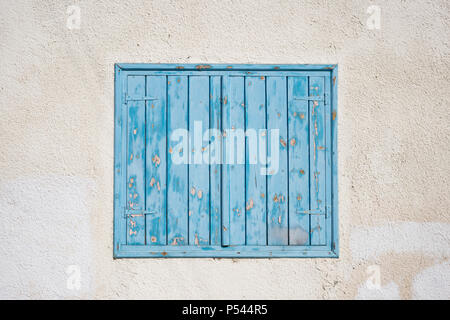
[
  {"left": 114, "top": 64, "right": 338, "bottom": 258},
  {"left": 331, "top": 66, "right": 339, "bottom": 256},
  {"left": 146, "top": 76, "right": 167, "bottom": 245},
  {"left": 324, "top": 75, "right": 332, "bottom": 248},
  {"left": 223, "top": 76, "right": 245, "bottom": 245},
  {"left": 267, "top": 76, "right": 288, "bottom": 245},
  {"left": 245, "top": 76, "right": 267, "bottom": 245},
  {"left": 309, "top": 76, "right": 326, "bottom": 245},
  {"left": 288, "top": 77, "right": 310, "bottom": 245},
  {"left": 118, "top": 63, "right": 337, "bottom": 71},
  {"left": 114, "top": 65, "right": 127, "bottom": 255},
  {"left": 209, "top": 76, "right": 222, "bottom": 245},
  {"left": 167, "top": 75, "right": 188, "bottom": 246},
  {"left": 118, "top": 245, "right": 338, "bottom": 258},
  {"left": 125, "top": 71, "right": 331, "bottom": 78},
  {"left": 188, "top": 76, "right": 210, "bottom": 245},
  {"left": 126, "top": 75, "right": 146, "bottom": 245},
  {"left": 220, "top": 76, "right": 230, "bottom": 246}
]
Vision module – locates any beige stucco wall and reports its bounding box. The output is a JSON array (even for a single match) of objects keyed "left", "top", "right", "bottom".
[{"left": 0, "top": 0, "right": 449, "bottom": 299}]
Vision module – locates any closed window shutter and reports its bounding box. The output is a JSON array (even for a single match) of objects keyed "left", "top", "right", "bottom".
[{"left": 114, "top": 64, "right": 338, "bottom": 258}]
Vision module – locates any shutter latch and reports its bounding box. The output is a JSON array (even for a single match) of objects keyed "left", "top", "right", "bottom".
[
  {"left": 296, "top": 206, "right": 330, "bottom": 218},
  {"left": 124, "top": 92, "right": 159, "bottom": 104},
  {"left": 123, "top": 208, "right": 157, "bottom": 218},
  {"left": 294, "top": 94, "right": 326, "bottom": 104}
]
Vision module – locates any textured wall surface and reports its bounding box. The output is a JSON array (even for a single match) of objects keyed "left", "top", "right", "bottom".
[{"left": 0, "top": 0, "right": 449, "bottom": 299}]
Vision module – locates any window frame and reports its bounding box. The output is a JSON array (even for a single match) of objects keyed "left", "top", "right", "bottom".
[{"left": 114, "top": 63, "right": 338, "bottom": 258}]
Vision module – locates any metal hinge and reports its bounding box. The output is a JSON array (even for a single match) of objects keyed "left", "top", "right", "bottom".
[
  {"left": 123, "top": 92, "right": 159, "bottom": 104},
  {"left": 123, "top": 208, "right": 157, "bottom": 219},
  {"left": 296, "top": 205, "right": 330, "bottom": 218},
  {"left": 294, "top": 94, "right": 327, "bottom": 105}
]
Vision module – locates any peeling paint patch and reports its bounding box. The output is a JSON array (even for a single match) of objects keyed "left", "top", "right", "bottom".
[
  {"left": 196, "top": 65, "right": 211, "bottom": 70},
  {"left": 194, "top": 233, "right": 199, "bottom": 245},
  {"left": 290, "top": 138, "right": 296, "bottom": 146},
  {"left": 171, "top": 237, "right": 185, "bottom": 245},
  {"left": 152, "top": 154, "right": 160, "bottom": 167},
  {"left": 246, "top": 199, "right": 254, "bottom": 211}
]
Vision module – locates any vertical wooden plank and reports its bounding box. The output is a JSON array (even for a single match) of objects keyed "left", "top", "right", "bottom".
[
  {"left": 324, "top": 75, "right": 332, "bottom": 248},
  {"left": 221, "top": 76, "right": 230, "bottom": 246},
  {"left": 267, "top": 76, "right": 288, "bottom": 245},
  {"left": 210, "top": 76, "right": 222, "bottom": 245},
  {"left": 309, "top": 76, "right": 326, "bottom": 245},
  {"left": 288, "top": 77, "right": 310, "bottom": 245},
  {"left": 114, "top": 66, "right": 127, "bottom": 255},
  {"left": 126, "top": 75, "right": 146, "bottom": 245},
  {"left": 189, "top": 76, "right": 210, "bottom": 245},
  {"left": 167, "top": 75, "right": 188, "bottom": 245},
  {"left": 245, "top": 77, "right": 267, "bottom": 245},
  {"left": 146, "top": 76, "right": 167, "bottom": 245},
  {"left": 222, "top": 76, "right": 245, "bottom": 245},
  {"left": 331, "top": 66, "right": 339, "bottom": 255}
]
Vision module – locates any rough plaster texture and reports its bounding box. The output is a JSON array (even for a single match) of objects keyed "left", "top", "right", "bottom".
[{"left": 0, "top": 0, "right": 449, "bottom": 299}]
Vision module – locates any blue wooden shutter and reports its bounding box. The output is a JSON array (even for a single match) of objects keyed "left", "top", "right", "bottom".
[{"left": 114, "top": 64, "right": 338, "bottom": 258}]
